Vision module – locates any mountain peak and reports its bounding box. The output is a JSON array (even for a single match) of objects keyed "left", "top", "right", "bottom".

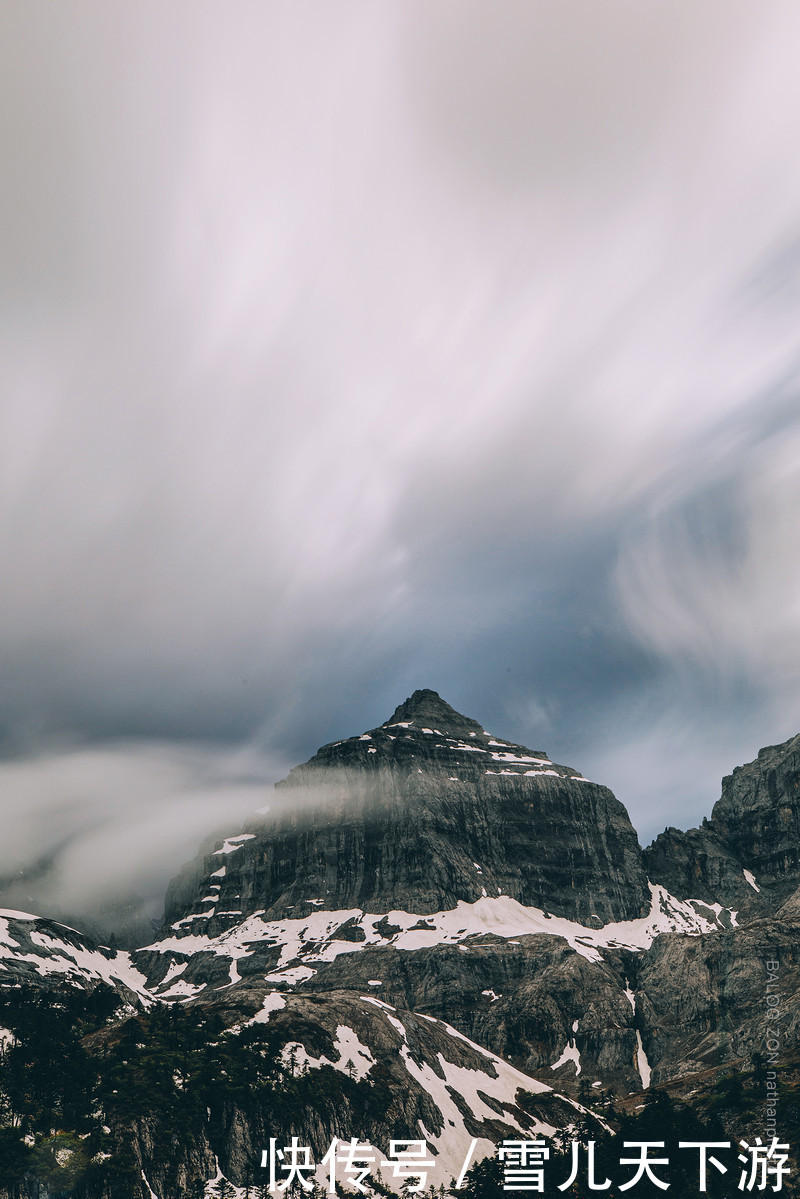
[
  {"left": 382, "top": 689, "right": 485, "bottom": 738},
  {"left": 163, "top": 686, "right": 651, "bottom": 932}
]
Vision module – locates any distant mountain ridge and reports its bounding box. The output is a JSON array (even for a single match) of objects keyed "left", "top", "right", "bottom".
[{"left": 120, "top": 691, "right": 799, "bottom": 1105}]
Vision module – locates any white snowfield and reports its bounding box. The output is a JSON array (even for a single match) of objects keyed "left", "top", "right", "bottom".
[
  {"left": 635, "top": 1030, "right": 652, "bottom": 1089},
  {"left": 551, "top": 1039, "right": 581, "bottom": 1075},
  {"left": 281, "top": 1024, "right": 376, "bottom": 1081},
  {"left": 248, "top": 991, "right": 287, "bottom": 1024},
  {"left": 624, "top": 987, "right": 652, "bottom": 1090},
  {"left": 213, "top": 834, "right": 256, "bottom": 856}
]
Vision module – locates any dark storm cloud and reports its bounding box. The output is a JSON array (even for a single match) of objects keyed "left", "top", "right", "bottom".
[{"left": 3, "top": 1, "right": 800, "bottom": 920}]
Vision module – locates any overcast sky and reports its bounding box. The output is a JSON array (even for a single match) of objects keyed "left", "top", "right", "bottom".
[{"left": 3, "top": 2, "right": 800, "bottom": 926}]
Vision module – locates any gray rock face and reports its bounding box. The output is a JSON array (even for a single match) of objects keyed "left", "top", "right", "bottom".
[
  {"left": 165, "top": 689, "right": 651, "bottom": 930},
  {"left": 645, "top": 731, "right": 800, "bottom": 915},
  {"left": 301, "top": 936, "right": 646, "bottom": 1096},
  {"left": 635, "top": 914, "right": 800, "bottom": 1085},
  {"left": 643, "top": 824, "right": 769, "bottom": 920},
  {"left": 713, "top": 734, "right": 800, "bottom": 902}
]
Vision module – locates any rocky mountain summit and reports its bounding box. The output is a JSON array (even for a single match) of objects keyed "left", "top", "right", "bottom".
[
  {"left": 163, "top": 688, "right": 650, "bottom": 933},
  {"left": 1, "top": 689, "right": 799, "bottom": 1198}
]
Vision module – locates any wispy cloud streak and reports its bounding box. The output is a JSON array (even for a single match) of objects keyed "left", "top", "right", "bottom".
[{"left": 1, "top": 3, "right": 800, "bottom": 871}]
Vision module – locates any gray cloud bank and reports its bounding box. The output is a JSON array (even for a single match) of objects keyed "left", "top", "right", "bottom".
[{"left": 3, "top": 3, "right": 800, "bottom": 925}]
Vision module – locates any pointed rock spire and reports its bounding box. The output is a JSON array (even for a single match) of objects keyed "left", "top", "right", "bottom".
[{"left": 383, "top": 689, "right": 485, "bottom": 739}]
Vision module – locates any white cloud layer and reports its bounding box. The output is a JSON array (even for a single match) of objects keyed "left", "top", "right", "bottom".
[{"left": 0, "top": 740, "right": 286, "bottom": 930}]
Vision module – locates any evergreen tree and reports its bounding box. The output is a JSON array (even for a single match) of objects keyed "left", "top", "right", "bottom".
[
  {"left": 211, "top": 1176, "right": 238, "bottom": 1198},
  {"left": 450, "top": 1154, "right": 504, "bottom": 1199}
]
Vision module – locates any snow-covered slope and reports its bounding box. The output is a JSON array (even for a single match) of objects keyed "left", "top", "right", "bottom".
[
  {"left": 219, "top": 985, "right": 603, "bottom": 1187},
  {"left": 0, "top": 909, "right": 152, "bottom": 1001}
]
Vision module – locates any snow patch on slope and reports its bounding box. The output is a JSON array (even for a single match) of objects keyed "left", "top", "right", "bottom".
[
  {"left": 0, "top": 912, "right": 152, "bottom": 1000},
  {"left": 146, "top": 882, "right": 738, "bottom": 991},
  {"left": 551, "top": 1040, "right": 581, "bottom": 1075},
  {"left": 280, "top": 1024, "right": 376, "bottom": 1081},
  {"left": 249, "top": 992, "right": 287, "bottom": 1025},
  {"left": 635, "top": 1031, "right": 651, "bottom": 1089},
  {"left": 357, "top": 1001, "right": 560, "bottom": 1183},
  {"left": 213, "top": 834, "right": 256, "bottom": 856}
]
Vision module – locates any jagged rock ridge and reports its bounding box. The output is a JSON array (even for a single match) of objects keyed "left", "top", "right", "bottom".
[{"left": 645, "top": 730, "right": 800, "bottom": 918}]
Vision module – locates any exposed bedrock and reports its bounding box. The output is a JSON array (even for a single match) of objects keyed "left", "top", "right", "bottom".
[
  {"left": 645, "top": 731, "right": 800, "bottom": 916},
  {"left": 165, "top": 690, "right": 651, "bottom": 930}
]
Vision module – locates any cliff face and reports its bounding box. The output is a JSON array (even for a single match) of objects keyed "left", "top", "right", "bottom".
[
  {"left": 645, "top": 731, "right": 800, "bottom": 917},
  {"left": 713, "top": 733, "right": 800, "bottom": 901},
  {"left": 164, "top": 689, "right": 651, "bottom": 931}
]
